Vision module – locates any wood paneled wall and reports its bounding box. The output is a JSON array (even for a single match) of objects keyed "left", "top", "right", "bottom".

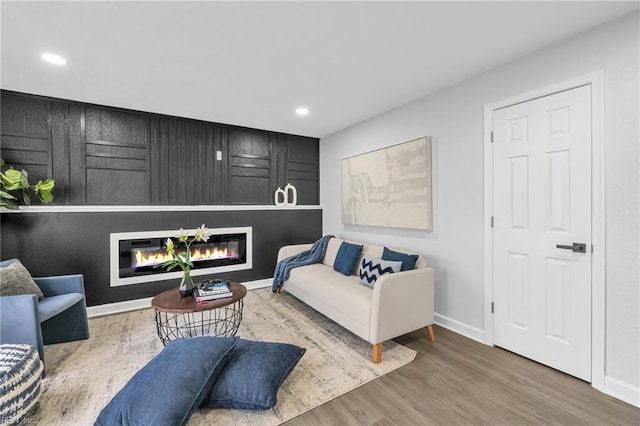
[{"left": 0, "top": 91, "right": 320, "bottom": 205}]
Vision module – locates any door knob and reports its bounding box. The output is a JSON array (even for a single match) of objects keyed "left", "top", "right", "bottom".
[{"left": 556, "top": 243, "right": 587, "bottom": 253}]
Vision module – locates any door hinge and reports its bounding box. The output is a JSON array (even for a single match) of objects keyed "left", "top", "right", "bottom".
[
  {"left": 491, "top": 216, "right": 494, "bottom": 228},
  {"left": 490, "top": 131, "right": 494, "bottom": 143},
  {"left": 592, "top": 244, "right": 594, "bottom": 253},
  {"left": 491, "top": 302, "right": 494, "bottom": 314}
]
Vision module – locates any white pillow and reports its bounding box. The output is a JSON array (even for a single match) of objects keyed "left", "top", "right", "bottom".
[{"left": 358, "top": 256, "right": 402, "bottom": 287}]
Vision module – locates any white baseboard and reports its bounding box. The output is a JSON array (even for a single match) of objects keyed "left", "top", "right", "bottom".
[
  {"left": 87, "top": 278, "right": 272, "bottom": 318},
  {"left": 604, "top": 375, "right": 640, "bottom": 407},
  {"left": 434, "top": 312, "right": 485, "bottom": 344}
]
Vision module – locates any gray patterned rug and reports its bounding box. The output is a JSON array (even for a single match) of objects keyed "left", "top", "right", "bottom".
[{"left": 30, "top": 288, "right": 416, "bottom": 425}]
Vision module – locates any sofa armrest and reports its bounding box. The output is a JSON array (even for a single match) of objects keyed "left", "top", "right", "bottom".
[
  {"left": 369, "top": 267, "right": 434, "bottom": 344},
  {"left": 34, "top": 274, "right": 86, "bottom": 298},
  {"left": 277, "top": 244, "right": 313, "bottom": 262},
  {"left": 0, "top": 294, "right": 44, "bottom": 360}
]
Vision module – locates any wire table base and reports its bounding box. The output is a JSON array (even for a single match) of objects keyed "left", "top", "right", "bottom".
[
  {"left": 151, "top": 283, "right": 247, "bottom": 345},
  {"left": 154, "top": 299, "right": 243, "bottom": 345}
]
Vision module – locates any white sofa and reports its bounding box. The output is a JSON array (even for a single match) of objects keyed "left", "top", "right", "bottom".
[{"left": 277, "top": 237, "right": 435, "bottom": 363}]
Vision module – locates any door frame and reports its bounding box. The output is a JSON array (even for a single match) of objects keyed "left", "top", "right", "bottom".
[{"left": 483, "top": 71, "right": 605, "bottom": 390}]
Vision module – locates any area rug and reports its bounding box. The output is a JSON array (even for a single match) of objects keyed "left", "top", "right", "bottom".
[{"left": 29, "top": 288, "right": 416, "bottom": 425}]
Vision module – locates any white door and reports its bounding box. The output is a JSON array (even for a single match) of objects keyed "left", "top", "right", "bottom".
[{"left": 492, "top": 85, "right": 592, "bottom": 381}]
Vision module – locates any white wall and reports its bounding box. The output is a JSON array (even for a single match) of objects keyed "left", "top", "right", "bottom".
[{"left": 320, "top": 12, "right": 639, "bottom": 395}]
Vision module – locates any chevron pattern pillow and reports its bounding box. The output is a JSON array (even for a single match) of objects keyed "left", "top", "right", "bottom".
[{"left": 358, "top": 256, "right": 402, "bottom": 287}]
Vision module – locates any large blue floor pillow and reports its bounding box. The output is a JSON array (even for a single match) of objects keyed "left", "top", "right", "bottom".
[
  {"left": 95, "top": 336, "right": 238, "bottom": 426},
  {"left": 200, "top": 339, "right": 306, "bottom": 410}
]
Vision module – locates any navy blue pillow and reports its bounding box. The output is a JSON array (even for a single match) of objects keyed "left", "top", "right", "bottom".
[
  {"left": 200, "top": 339, "right": 306, "bottom": 410},
  {"left": 333, "top": 242, "right": 363, "bottom": 276},
  {"left": 95, "top": 336, "right": 238, "bottom": 426},
  {"left": 382, "top": 247, "right": 419, "bottom": 271}
]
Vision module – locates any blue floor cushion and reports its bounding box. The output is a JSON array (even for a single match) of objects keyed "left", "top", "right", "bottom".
[
  {"left": 200, "top": 339, "right": 306, "bottom": 410},
  {"left": 95, "top": 336, "right": 238, "bottom": 426}
]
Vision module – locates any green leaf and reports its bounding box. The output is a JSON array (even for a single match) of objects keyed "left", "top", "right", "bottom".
[
  {"left": 35, "top": 178, "right": 55, "bottom": 192},
  {"left": 34, "top": 179, "right": 55, "bottom": 204},
  {"left": 2, "top": 169, "right": 29, "bottom": 190},
  {"left": 0, "top": 158, "right": 5, "bottom": 168},
  {"left": 0, "top": 190, "right": 16, "bottom": 200},
  {"left": 39, "top": 190, "right": 54, "bottom": 204},
  {"left": 0, "top": 198, "right": 18, "bottom": 209},
  {"left": 21, "top": 189, "right": 31, "bottom": 206}
]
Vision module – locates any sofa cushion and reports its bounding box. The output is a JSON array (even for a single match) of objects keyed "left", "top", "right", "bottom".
[
  {"left": 38, "top": 293, "right": 84, "bottom": 322},
  {"left": 333, "top": 242, "right": 363, "bottom": 276},
  {"left": 95, "top": 336, "right": 238, "bottom": 426},
  {"left": 358, "top": 257, "right": 402, "bottom": 287},
  {"left": 0, "top": 261, "right": 44, "bottom": 301},
  {"left": 287, "top": 264, "right": 372, "bottom": 339},
  {"left": 200, "top": 339, "right": 306, "bottom": 410},
  {"left": 322, "top": 237, "right": 343, "bottom": 267},
  {"left": 382, "top": 247, "right": 419, "bottom": 271}
]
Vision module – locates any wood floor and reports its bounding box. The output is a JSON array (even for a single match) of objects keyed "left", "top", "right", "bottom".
[{"left": 285, "top": 325, "right": 640, "bottom": 425}]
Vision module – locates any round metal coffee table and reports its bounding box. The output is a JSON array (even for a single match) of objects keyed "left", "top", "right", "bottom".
[{"left": 151, "top": 281, "right": 246, "bottom": 345}]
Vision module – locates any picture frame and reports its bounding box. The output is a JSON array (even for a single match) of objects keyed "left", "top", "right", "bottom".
[{"left": 341, "top": 136, "right": 432, "bottom": 230}]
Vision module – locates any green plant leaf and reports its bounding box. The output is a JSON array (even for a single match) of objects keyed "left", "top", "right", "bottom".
[
  {"left": 0, "top": 198, "right": 18, "bottom": 209},
  {"left": 2, "top": 169, "right": 29, "bottom": 190},
  {"left": 35, "top": 179, "right": 55, "bottom": 192},
  {"left": 0, "top": 190, "right": 16, "bottom": 200},
  {"left": 34, "top": 179, "right": 55, "bottom": 203},
  {"left": 21, "top": 188, "right": 31, "bottom": 206},
  {"left": 0, "top": 166, "right": 55, "bottom": 208},
  {"left": 0, "top": 158, "right": 5, "bottom": 168},
  {"left": 39, "top": 190, "right": 54, "bottom": 204}
]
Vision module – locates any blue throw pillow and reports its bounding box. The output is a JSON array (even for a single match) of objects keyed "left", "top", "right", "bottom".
[
  {"left": 358, "top": 256, "right": 402, "bottom": 287},
  {"left": 382, "top": 247, "right": 419, "bottom": 271},
  {"left": 95, "top": 336, "right": 238, "bottom": 426},
  {"left": 333, "top": 242, "right": 363, "bottom": 276},
  {"left": 200, "top": 339, "right": 306, "bottom": 410}
]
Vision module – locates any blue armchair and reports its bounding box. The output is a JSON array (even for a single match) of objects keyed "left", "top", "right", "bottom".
[{"left": 0, "top": 259, "right": 90, "bottom": 363}]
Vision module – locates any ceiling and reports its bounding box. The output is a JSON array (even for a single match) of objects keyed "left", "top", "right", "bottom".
[{"left": 1, "top": 1, "right": 638, "bottom": 138}]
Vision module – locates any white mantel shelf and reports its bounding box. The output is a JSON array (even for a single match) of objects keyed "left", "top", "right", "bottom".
[{"left": 0, "top": 205, "right": 323, "bottom": 214}]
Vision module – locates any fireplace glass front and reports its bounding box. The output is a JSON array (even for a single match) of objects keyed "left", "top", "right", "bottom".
[{"left": 118, "top": 233, "right": 247, "bottom": 279}]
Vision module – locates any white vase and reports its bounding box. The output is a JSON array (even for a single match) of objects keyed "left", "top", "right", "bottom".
[
  {"left": 274, "top": 187, "right": 286, "bottom": 206},
  {"left": 284, "top": 183, "right": 297, "bottom": 206}
]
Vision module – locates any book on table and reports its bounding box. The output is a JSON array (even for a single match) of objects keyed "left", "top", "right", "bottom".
[{"left": 194, "top": 280, "right": 233, "bottom": 302}]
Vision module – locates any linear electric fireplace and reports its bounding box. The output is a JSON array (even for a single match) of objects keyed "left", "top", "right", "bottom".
[{"left": 110, "top": 227, "right": 252, "bottom": 287}]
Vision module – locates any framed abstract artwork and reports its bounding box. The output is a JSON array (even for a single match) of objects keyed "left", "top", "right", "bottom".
[{"left": 341, "top": 136, "right": 432, "bottom": 230}]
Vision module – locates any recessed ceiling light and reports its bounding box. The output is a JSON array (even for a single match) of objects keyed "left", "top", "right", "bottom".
[
  {"left": 296, "top": 107, "right": 309, "bottom": 116},
  {"left": 41, "top": 53, "right": 67, "bottom": 65}
]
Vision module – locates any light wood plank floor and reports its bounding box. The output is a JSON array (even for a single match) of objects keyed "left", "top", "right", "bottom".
[{"left": 286, "top": 325, "right": 640, "bottom": 425}]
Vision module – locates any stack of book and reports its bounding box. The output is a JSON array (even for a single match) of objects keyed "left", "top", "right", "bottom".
[{"left": 194, "top": 279, "right": 233, "bottom": 302}]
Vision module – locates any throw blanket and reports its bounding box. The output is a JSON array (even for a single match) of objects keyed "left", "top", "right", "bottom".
[{"left": 272, "top": 235, "right": 334, "bottom": 293}]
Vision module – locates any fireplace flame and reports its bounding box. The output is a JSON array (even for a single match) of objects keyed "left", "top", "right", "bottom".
[{"left": 132, "top": 245, "right": 236, "bottom": 268}]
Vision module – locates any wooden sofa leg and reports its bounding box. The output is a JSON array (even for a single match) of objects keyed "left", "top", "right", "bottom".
[
  {"left": 426, "top": 324, "right": 436, "bottom": 342},
  {"left": 372, "top": 343, "right": 383, "bottom": 364},
  {"left": 276, "top": 288, "right": 282, "bottom": 294}
]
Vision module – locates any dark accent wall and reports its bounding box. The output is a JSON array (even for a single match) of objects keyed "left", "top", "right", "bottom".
[
  {"left": 0, "top": 91, "right": 320, "bottom": 206},
  {"left": 1, "top": 209, "right": 322, "bottom": 306},
  {"left": 1, "top": 90, "right": 322, "bottom": 306}
]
